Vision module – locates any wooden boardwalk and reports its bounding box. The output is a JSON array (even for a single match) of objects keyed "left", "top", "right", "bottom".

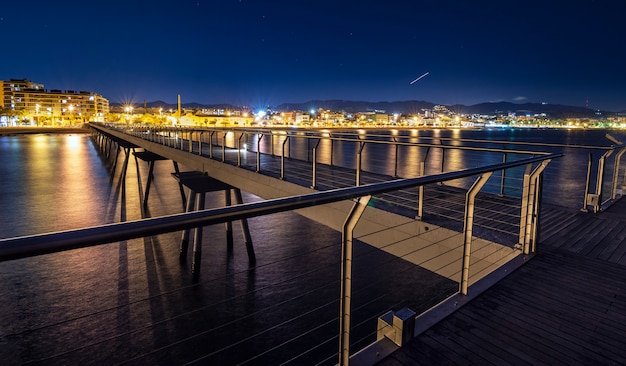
[
  {"left": 377, "top": 198, "right": 626, "bottom": 365},
  {"left": 93, "top": 130, "right": 626, "bottom": 364}
]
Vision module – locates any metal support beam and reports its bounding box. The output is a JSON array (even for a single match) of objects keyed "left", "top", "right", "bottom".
[
  {"left": 280, "top": 136, "right": 289, "bottom": 180},
  {"left": 594, "top": 150, "right": 613, "bottom": 212},
  {"left": 339, "top": 195, "right": 371, "bottom": 366},
  {"left": 460, "top": 172, "right": 492, "bottom": 295},
  {"left": 518, "top": 161, "right": 551, "bottom": 254},
  {"left": 256, "top": 134, "right": 263, "bottom": 172},
  {"left": 311, "top": 139, "right": 321, "bottom": 189},
  {"left": 356, "top": 141, "right": 366, "bottom": 187},
  {"left": 611, "top": 147, "right": 626, "bottom": 200}
]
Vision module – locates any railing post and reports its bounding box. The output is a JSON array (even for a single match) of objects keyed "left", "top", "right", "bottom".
[
  {"left": 280, "top": 136, "right": 289, "bottom": 180},
  {"left": 518, "top": 161, "right": 551, "bottom": 254},
  {"left": 209, "top": 131, "right": 215, "bottom": 159},
  {"left": 330, "top": 134, "right": 334, "bottom": 166},
  {"left": 417, "top": 161, "right": 425, "bottom": 220},
  {"left": 611, "top": 147, "right": 626, "bottom": 200},
  {"left": 256, "top": 134, "right": 263, "bottom": 172},
  {"left": 222, "top": 132, "right": 227, "bottom": 162},
  {"left": 393, "top": 137, "right": 399, "bottom": 178},
  {"left": 500, "top": 152, "right": 507, "bottom": 196},
  {"left": 238, "top": 132, "right": 245, "bottom": 167},
  {"left": 416, "top": 147, "right": 430, "bottom": 220},
  {"left": 311, "top": 139, "right": 321, "bottom": 189},
  {"left": 582, "top": 151, "right": 592, "bottom": 211},
  {"left": 460, "top": 172, "right": 492, "bottom": 295},
  {"left": 594, "top": 150, "right": 613, "bottom": 212},
  {"left": 339, "top": 195, "right": 371, "bottom": 366},
  {"left": 440, "top": 141, "right": 446, "bottom": 174},
  {"left": 518, "top": 165, "right": 532, "bottom": 248},
  {"left": 531, "top": 171, "right": 545, "bottom": 253},
  {"left": 198, "top": 131, "right": 204, "bottom": 156},
  {"left": 356, "top": 141, "right": 365, "bottom": 186}
]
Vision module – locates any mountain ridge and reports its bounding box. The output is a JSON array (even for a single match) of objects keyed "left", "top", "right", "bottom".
[{"left": 112, "top": 100, "right": 620, "bottom": 118}]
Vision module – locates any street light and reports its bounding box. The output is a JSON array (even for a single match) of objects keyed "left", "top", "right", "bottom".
[{"left": 124, "top": 105, "right": 134, "bottom": 123}]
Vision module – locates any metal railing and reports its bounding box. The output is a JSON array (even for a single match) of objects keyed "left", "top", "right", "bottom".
[
  {"left": 0, "top": 150, "right": 560, "bottom": 365},
  {"left": 104, "top": 123, "right": 625, "bottom": 212}
]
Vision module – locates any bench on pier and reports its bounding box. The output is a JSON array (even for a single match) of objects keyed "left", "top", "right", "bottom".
[
  {"left": 172, "top": 171, "right": 256, "bottom": 281},
  {"left": 133, "top": 150, "right": 186, "bottom": 209}
]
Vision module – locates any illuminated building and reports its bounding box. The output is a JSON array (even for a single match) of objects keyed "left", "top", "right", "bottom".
[{"left": 0, "top": 78, "right": 109, "bottom": 125}]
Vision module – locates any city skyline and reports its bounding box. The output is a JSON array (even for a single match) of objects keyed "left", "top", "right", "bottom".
[{"left": 1, "top": 0, "right": 625, "bottom": 111}]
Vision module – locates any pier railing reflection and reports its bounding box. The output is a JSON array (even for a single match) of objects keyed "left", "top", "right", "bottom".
[{"left": 1, "top": 144, "right": 560, "bottom": 364}]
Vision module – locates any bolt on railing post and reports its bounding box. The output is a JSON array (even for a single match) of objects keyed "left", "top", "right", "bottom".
[
  {"left": 311, "top": 139, "right": 321, "bottom": 189},
  {"left": 339, "top": 195, "right": 371, "bottom": 366},
  {"left": 256, "top": 134, "right": 263, "bottom": 172},
  {"left": 460, "top": 172, "right": 492, "bottom": 295},
  {"left": 280, "top": 136, "right": 289, "bottom": 180}
]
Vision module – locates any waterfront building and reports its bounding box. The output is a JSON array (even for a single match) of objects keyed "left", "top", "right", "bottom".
[
  {"left": 180, "top": 110, "right": 254, "bottom": 126},
  {"left": 0, "top": 78, "right": 109, "bottom": 125}
]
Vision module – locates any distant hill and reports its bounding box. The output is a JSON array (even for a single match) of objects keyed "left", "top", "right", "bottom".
[
  {"left": 112, "top": 100, "right": 613, "bottom": 118},
  {"left": 453, "top": 102, "right": 601, "bottom": 119},
  {"left": 275, "top": 100, "right": 436, "bottom": 114}
]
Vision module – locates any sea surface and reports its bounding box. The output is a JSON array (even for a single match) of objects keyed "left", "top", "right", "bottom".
[{"left": 0, "top": 128, "right": 624, "bottom": 365}]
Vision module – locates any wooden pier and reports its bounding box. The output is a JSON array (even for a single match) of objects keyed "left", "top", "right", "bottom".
[{"left": 377, "top": 198, "right": 626, "bottom": 365}]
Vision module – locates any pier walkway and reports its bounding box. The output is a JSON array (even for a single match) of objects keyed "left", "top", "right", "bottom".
[
  {"left": 2, "top": 125, "right": 624, "bottom": 365},
  {"left": 88, "top": 124, "right": 626, "bottom": 364},
  {"left": 377, "top": 198, "right": 626, "bottom": 365}
]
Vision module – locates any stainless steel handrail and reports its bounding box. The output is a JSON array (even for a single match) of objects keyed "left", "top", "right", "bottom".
[
  {"left": 0, "top": 154, "right": 560, "bottom": 262},
  {"left": 95, "top": 123, "right": 625, "bottom": 212}
]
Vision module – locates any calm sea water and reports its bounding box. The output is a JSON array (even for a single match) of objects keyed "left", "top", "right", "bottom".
[{"left": 0, "top": 128, "right": 624, "bottom": 365}]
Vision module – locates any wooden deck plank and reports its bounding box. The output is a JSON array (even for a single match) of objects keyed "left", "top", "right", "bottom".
[
  {"left": 377, "top": 198, "right": 626, "bottom": 366},
  {"left": 583, "top": 223, "right": 626, "bottom": 257}
]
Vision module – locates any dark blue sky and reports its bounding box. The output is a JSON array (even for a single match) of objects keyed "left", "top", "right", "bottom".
[{"left": 2, "top": 0, "right": 625, "bottom": 111}]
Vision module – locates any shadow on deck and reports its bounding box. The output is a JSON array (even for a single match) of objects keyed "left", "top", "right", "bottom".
[{"left": 376, "top": 198, "right": 626, "bottom": 365}]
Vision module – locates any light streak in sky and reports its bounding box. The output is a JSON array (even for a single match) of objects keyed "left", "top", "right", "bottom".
[{"left": 410, "top": 72, "right": 429, "bottom": 84}]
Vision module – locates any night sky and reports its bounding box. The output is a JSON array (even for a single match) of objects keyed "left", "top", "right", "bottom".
[{"left": 1, "top": 0, "right": 625, "bottom": 111}]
